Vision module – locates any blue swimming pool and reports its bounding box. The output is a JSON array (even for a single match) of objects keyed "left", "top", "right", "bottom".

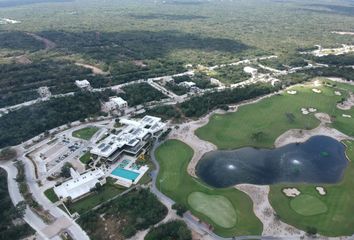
[{"left": 111, "top": 167, "right": 139, "bottom": 181}]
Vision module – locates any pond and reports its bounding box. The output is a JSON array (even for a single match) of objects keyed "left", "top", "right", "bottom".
[{"left": 196, "top": 136, "right": 348, "bottom": 188}]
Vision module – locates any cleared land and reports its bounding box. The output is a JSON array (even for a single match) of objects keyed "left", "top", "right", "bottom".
[
  {"left": 155, "top": 140, "right": 262, "bottom": 237},
  {"left": 72, "top": 127, "right": 99, "bottom": 140},
  {"left": 196, "top": 80, "right": 354, "bottom": 149},
  {"left": 269, "top": 141, "right": 354, "bottom": 236}
]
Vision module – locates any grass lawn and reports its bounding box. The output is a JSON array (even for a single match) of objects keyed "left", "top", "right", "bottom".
[
  {"left": 79, "top": 152, "right": 92, "bottom": 164},
  {"left": 269, "top": 141, "right": 354, "bottom": 236},
  {"left": 72, "top": 127, "right": 99, "bottom": 140},
  {"left": 155, "top": 139, "right": 262, "bottom": 237},
  {"left": 196, "top": 81, "right": 354, "bottom": 149},
  {"left": 188, "top": 192, "right": 237, "bottom": 228},
  {"left": 44, "top": 188, "right": 59, "bottom": 203},
  {"left": 289, "top": 194, "right": 328, "bottom": 216},
  {"left": 67, "top": 180, "right": 125, "bottom": 214}
]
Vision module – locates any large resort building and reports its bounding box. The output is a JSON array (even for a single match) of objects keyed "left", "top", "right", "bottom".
[{"left": 91, "top": 115, "right": 165, "bottom": 161}]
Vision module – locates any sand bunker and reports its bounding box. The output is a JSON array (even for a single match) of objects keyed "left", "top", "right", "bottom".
[
  {"left": 334, "top": 91, "right": 342, "bottom": 96},
  {"left": 283, "top": 188, "right": 301, "bottom": 197},
  {"left": 312, "top": 88, "right": 322, "bottom": 93},
  {"left": 337, "top": 92, "right": 354, "bottom": 110},
  {"left": 301, "top": 107, "right": 316, "bottom": 115},
  {"left": 301, "top": 108, "right": 309, "bottom": 115},
  {"left": 342, "top": 114, "right": 352, "bottom": 118},
  {"left": 287, "top": 90, "right": 297, "bottom": 95},
  {"left": 316, "top": 187, "right": 326, "bottom": 196}
]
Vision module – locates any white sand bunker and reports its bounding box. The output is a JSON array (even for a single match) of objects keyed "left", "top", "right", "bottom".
[
  {"left": 334, "top": 91, "right": 342, "bottom": 96},
  {"left": 312, "top": 88, "right": 322, "bottom": 93},
  {"left": 301, "top": 107, "right": 317, "bottom": 115},
  {"left": 287, "top": 90, "right": 297, "bottom": 95},
  {"left": 342, "top": 114, "right": 352, "bottom": 118},
  {"left": 283, "top": 188, "right": 301, "bottom": 197},
  {"left": 301, "top": 108, "right": 309, "bottom": 115},
  {"left": 316, "top": 187, "right": 327, "bottom": 196}
]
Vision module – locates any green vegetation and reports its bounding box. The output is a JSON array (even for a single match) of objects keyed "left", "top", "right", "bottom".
[
  {"left": 155, "top": 140, "right": 262, "bottom": 237},
  {"left": 44, "top": 188, "right": 59, "bottom": 203},
  {"left": 188, "top": 192, "right": 237, "bottom": 228},
  {"left": 145, "top": 220, "right": 191, "bottom": 240},
  {"left": 180, "top": 83, "right": 276, "bottom": 118},
  {"left": 0, "top": 148, "right": 17, "bottom": 161},
  {"left": 0, "top": 168, "right": 34, "bottom": 239},
  {"left": 78, "top": 189, "right": 167, "bottom": 239},
  {"left": 289, "top": 195, "right": 328, "bottom": 216},
  {"left": 212, "top": 65, "right": 251, "bottom": 84},
  {"left": 0, "top": 92, "right": 109, "bottom": 148},
  {"left": 269, "top": 141, "right": 354, "bottom": 236},
  {"left": 67, "top": 179, "right": 125, "bottom": 214},
  {"left": 196, "top": 82, "right": 354, "bottom": 149},
  {"left": 79, "top": 152, "right": 92, "bottom": 164},
  {"left": 72, "top": 127, "right": 99, "bottom": 140},
  {"left": 118, "top": 83, "right": 167, "bottom": 106}
]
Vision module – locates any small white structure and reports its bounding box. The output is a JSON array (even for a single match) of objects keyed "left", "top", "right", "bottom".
[
  {"left": 53, "top": 168, "right": 105, "bottom": 200},
  {"left": 179, "top": 81, "right": 196, "bottom": 88},
  {"left": 287, "top": 90, "right": 297, "bottom": 95},
  {"left": 75, "top": 80, "right": 91, "bottom": 89},
  {"left": 244, "top": 66, "right": 258, "bottom": 75},
  {"left": 104, "top": 97, "right": 128, "bottom": 111}
]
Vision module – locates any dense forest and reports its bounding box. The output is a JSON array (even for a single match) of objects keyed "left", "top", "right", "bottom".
[
  {"left": 118, "top": 83, "right": 167, "bottom": 106},
  {"left": 145, "top": 220, "right": 191, "bottom": 240},
  {"left": 0, "top": 168, "right": 34, "bottom": 239},
  {"left": 79, "top": 189, "right": 167, "bottom": 240},
  {"left": 0, "top": 92, "right": 105, "bottom": 148},
  {"left": 180, "top": 83, "right": 277, "bottom": 117}
]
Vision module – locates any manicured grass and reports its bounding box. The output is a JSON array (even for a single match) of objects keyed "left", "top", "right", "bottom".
[
  {"left": 155, "top": 140, "right": 262, "bottom": 237},
  {"left": 72, "top": 127, "right": 99, "bottom": 140},
  {"left": 289, "top": 194, "right": 328, "bottom": 216},
  {"left": 196, "top": 81, "right": 354, "bottom": 149},
  {"left": 188, "top": 192, "right": 237, "bottom": 228},
  {"left": 44, "top": 188, "right": 59, "bottom": 203},
  {"left": 67, "top": 181, "right": 125, "bottom": 214},
  {"left": 79, "top": 152, "right": 92, "bottom": 164},
  {"left": 269, "top": 141, "right": 354, "bottom": 236}
]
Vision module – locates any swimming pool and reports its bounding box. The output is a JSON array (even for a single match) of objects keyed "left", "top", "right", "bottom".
[{"left": 111, "top": 167, "right": 139, "bottom": 181}]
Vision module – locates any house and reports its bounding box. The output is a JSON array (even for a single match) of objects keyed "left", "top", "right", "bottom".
[
  {"left": 179, "top": 81, "right": 196, "bottom": 88},
  {"left": 104, "top": 97, "right": 128, "bottom": 111},
  {"left": 53, "top": 168, "right": 106, "bottom": 201},
  {"left": 75, "top": 80, "right": 91, "bottom": 89},
  {"left": 243, "top": 67, "right": 258, "bottom": 76}
]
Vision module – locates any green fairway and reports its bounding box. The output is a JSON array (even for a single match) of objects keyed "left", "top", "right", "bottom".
[
  {"left": 196, "top": 81, "right": 354, "bottom": 149},
  {"left": 269, "top": 141, "right": 354, "bottom": 236},
  {"left": 290, "top": 194, "right": 328, "bottom": 216},
  {"left": 155, "top": 140, "right": 262, "bottom": 237},
  {"left": 188, "top": 192, "right": 237, "bottom": 228},
  {"left": 72, "top": 127, "right": 99, "bottom": 140}
]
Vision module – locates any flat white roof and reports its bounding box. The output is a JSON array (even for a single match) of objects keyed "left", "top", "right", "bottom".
[
  {"left": 54, "top": 169, "right": 104, "bottom": 200},
  {"left": 110, "top": 96, "right": 127, "bottom": 105},
  {"left": 91, "top": 115, "right": 165, "bottom": 158}
]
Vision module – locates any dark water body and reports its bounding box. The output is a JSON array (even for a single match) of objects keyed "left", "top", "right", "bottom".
[{"left": 196, "top": 136, "right": 348, "bottom": 188}]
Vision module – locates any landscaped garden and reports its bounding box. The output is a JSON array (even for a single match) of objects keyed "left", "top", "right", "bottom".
[
  {"left": 155, "top": 139, "right": 262, "bottom": 237},
  {"left": 72, "top": 126, "right": 99, "bottom": 140}
]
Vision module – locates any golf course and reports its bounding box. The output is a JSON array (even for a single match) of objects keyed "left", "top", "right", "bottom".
[
  {"left": 155, "top": 139, "right": 262, "bottom": 237},
  {"left": 196, "top": 80, "right": 354, "bottom": 149}
]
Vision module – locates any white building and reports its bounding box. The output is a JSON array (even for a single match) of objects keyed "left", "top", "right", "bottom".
[
  {"left": 75, "top": 80, "right": 91, "bottom": 89},
  {"left": 104, "top": 97, "right": 128, "bottom": 111},
  {"left": 179, "top": 81, "right": 196, "bottom": 88},
  {"left": 243, "top": 66, "right": 258, "bottom": 76},
  {"left": 53, "top": 168, "right": 105, "bottom": 200},
  {"left": 91, "top": 115, "right": 165, "bottom": 159}
]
